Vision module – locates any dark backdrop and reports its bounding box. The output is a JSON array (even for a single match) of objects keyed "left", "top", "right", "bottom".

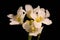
[{"left": 0, "top": 0, "right": 58, "bottom": 40}]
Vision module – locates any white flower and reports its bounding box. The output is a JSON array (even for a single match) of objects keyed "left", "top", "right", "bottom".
[
  {"left": 30, "top": 6, "right": 52, "bottom": 28},
  {"left": 7, "top": 7, "right": 26, "bottom": 25},
  {"left": 25, "top": 5, "right": 34, "bottom": 19},
  {"left": 22, "top": 20, "right": 43, "bottom": 36}
]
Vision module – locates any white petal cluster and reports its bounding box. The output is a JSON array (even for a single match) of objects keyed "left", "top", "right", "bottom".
[
  {"left": 7, "top": 4, "right": 52, "bottom": 36},
  {"left": 7, "top": 7, "right": 26, "bottom": 25}
]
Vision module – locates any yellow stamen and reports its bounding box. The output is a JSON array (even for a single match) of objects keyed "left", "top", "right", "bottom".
[
  {"left": 30, "top": 20, "right": 34, "bottom": 25},
  {"left": 15, "top": 15, "right": 21, "bottom": 22},
  {"left": 26, "top": 20, "right": 34, "bottom": 25},
  {"left": 17, "top": 17, "right": 21, "bottom": 22},
  {"left": 26, "top": 20, "right": 36, "bottom": 32},
  {"left": 29, "top": 26, "right": 36, "bottom": 33},
  {"left": 36, "top": 16, "right": 44, "bottom": 22},
  {"left": 31, "top": 26, "right": 36, "bottom": 32}
]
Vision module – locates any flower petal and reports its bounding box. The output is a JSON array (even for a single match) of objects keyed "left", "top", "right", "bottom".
[
  {"left": 34, "top": 6, "right": 45, "bottom": 17},
  {"left": 33, "top": 21, "right": 42, "bottom": 28},
  {"left": 26, "top": 10, "right": 33, "bottom": 19},
  {"left": 17, "top": 7, "right": 26, "bottom": 17},
  {"left": 30, "top": 13, "right": 37, "bottom": 20},
  {"left": 38, "top": 27, "right": 43, "bottom": 34},
  {"left": 40, "top": 8, "right": 45, "bottom": 11},
  {"left": 22, "top": 20, "right": 30, "bottom": 32},
  {"left": 29, "top": 6, "right": 40, "bottom": 20},
  {"left": 25, "top": 5, "right": 33, "bottom": 11},
  {"left": 10, "top": 21, "right": 19, "bottom": 25},
  {"left": 7, "top": 14, "right": 13, "bottom": 18},
  {"left": 45, "top": 10, "right": 50, "bottom": 17},
  {"left": 42, "top": 18, "right": 52, "bottom": 25},
  {"left": 34, "top": 6, "right": 40, "bottom": 12},
  {"left": 38, "top": 9, "right": 45, "bottom": 17},
  {"left": 10, "top": 19, "right": 14, "bottom": 21},
  {"left": 29, "top": 32, "right": 37, "bottom": 36}
]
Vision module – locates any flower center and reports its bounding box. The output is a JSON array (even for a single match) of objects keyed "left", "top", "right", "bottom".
[
  {"left": 15, "top": 15, "right": 21, "bottom": 22},
  {"left": 30, "top": 26, "right": 36, "bottom": 33},
  {"left": 35, "top": 16, "right": 44, "bottom": 22},
  {"left": 30, "top": 20, "right": 37, "bottom": 33},
  {"left": 26, "top": 20, "right": 34, "bottom": 25},
  {"left": 26, "top": 20, "right": 36, "bottom": 33}
]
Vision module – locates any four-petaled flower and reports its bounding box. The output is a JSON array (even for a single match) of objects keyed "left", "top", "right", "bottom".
[
  {"left": 7, "top": 7, "right": 26, "bottom": 25},
  {"left": 22, "top": 20, "right": 43, "bottom": 36}
]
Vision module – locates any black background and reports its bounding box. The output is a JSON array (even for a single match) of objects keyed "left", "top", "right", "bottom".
[{"left": 0, "top": 0, "right": 58, "bottom": 40}]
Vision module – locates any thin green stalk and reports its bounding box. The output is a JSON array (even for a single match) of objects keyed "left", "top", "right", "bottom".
[
  {"left": 28, "top": 35, "right": 32, "bottom": 40},
  {"left": 37, "top": 34, "right": 41, "bottom": 40}
]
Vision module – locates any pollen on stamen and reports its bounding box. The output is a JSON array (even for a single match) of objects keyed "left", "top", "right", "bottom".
[{"left": 35, "top": 16, "right": 44, "bottom": 22}]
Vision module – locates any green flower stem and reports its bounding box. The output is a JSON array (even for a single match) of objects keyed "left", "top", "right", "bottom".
[
  {"left": 28, "top": 35, "right": 32, "bottom": 40},
  {"left": 37, "top": 34, "right": 41, "bottom": 40}
]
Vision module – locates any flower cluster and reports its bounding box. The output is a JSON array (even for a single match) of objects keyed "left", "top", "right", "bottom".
[{"left": 7, "top": 5, "right": 52, "bottom": 36}]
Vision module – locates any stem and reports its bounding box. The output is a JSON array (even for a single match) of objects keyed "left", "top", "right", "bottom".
[
  {"left": 28, "top": 35, "right": 32, "bottom": 40},
  {"left": 37, "top": 34, "right": 41, "bottom": 40}
]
